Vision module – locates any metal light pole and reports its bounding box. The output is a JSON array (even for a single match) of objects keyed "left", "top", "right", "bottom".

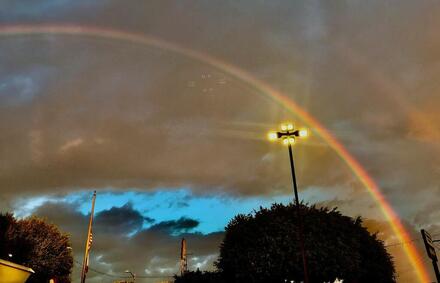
[{"left": 268, "top": 124, "right": 309, "bottom": 283}]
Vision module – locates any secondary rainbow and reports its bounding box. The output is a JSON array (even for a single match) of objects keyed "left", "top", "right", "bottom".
[{"left": 0, "top": 24, "right": 430, "bottom": 282}]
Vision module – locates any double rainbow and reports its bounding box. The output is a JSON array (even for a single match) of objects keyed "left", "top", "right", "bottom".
[{"left": 0, "top": 24, "right": 430, "bottom": 282}]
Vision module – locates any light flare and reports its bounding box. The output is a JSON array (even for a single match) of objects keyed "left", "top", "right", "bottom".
[
  {"left": 299, "top": 129, "right": 308, "bottom": 138},
  {"left": 268, "top": 132, "right": 278, "bottom": 141}
]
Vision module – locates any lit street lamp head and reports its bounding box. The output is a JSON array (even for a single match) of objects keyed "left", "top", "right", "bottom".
[{"left": 267, "top": 123, "right": 308, "bottom": 145}]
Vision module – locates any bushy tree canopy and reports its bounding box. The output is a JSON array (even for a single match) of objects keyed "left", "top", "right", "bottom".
[
  {"left": 216, "top": 204, "right": 396, "bottom": 283},
  {"left": 0, "top": 213, "right": 73, "bottom": 283}
]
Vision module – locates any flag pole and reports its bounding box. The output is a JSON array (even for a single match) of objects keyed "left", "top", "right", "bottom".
[{"left": 80, "top": 191, "right": 96, "bottom": 283}]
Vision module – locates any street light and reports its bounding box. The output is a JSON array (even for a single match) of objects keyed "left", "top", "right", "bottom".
[
  {"left": 125, "top": 270, "right": 136, "bottom": 282},
  {"left": 268, "top": 123, "right": 309, "bottom": 283}
]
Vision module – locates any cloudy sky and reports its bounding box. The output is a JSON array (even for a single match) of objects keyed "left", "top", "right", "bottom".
[{"left": 0, "top": 1, "right": 440, "bottom": 282}]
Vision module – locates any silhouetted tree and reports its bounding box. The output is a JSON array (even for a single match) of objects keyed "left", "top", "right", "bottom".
[
  {"left": 216, "top": 203, "right": 396, "bottom": 283},
  {"left": 0, "top": 213, "right": 73, "bottom": 283}
]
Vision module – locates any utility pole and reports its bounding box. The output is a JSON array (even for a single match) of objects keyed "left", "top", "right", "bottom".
[
  {"left": 421, "top": 229, "right": 440, "bottom": 282},
  {"left": 81, "top": 191, "right": 97, "bottom": 283},
  {"left": 180, "top": 238, "right": 188, "bottom": 276}
]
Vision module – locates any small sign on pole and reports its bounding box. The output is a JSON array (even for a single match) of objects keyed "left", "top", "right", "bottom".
[
  {"left": 422, "top": 229, "right": 437, "bottom": 261},
  {"left": 421, "top": 229, "right": 440, "bottom": 282}
]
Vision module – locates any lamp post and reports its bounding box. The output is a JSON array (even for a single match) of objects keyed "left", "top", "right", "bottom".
[
  {"left": 268, "top": 123, "right": 309, "bottom": 283},
  {"left": 125, "top": 270, "right": 136, "bottom": 282}
]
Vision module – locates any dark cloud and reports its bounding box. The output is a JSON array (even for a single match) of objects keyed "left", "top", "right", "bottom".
[
  {"left": 31, "top": 201, "right": 89, "bottom": 250},
  {"left": 148, "top": 217, "right": 199, "bottom": 235},
  {"left": 94, "top": 202, "right": 152, "bottom": 235},
  {"left": 0, "top": 0, "right": 362, "bottom": 199},
  {"left": 0, "top": 33, "right": 347, "bottom": 198}
]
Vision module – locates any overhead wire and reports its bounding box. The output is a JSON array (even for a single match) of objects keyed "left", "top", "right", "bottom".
[
  {"left": 73, "top": 258, "right": 174, "bottom": 279},
  {"left": 385, "top": 232, "right": 440, "bottom": 248}
]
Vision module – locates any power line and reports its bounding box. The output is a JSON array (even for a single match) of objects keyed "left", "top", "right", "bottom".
[
  {"left": 74, "top": 259, "right": 128, "bottom": 279},
  {"left": 73, "top": 259, "right": 174, "bottom": 279},
  {"left": 385, "top": 232, "right": 440, "bottom": 248}
]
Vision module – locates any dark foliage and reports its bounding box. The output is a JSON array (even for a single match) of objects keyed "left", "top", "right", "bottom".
[
  {"left": 0, "top": 213, "right": 16, "bottom": 259},
  {"left": 0, "top": 213, "right": 73, "bottom": 283},
  {"left": 215, "top": 203, "right": 396, "bottom": 283},
  {"left": 174, "top": 269, "right": 227, "bottom": 283}
]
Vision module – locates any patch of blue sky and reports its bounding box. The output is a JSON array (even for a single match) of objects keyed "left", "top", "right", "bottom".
[
  {"left": 16, "top": 186, "right": 336, "bottom": 234},
  {"left": 68, "top": 189, "right": 294, "bottom": 234}
]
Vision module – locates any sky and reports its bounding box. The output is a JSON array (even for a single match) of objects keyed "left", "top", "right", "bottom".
[{"left": 0, "top": 1, "right": 440, "bottom": 282}]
